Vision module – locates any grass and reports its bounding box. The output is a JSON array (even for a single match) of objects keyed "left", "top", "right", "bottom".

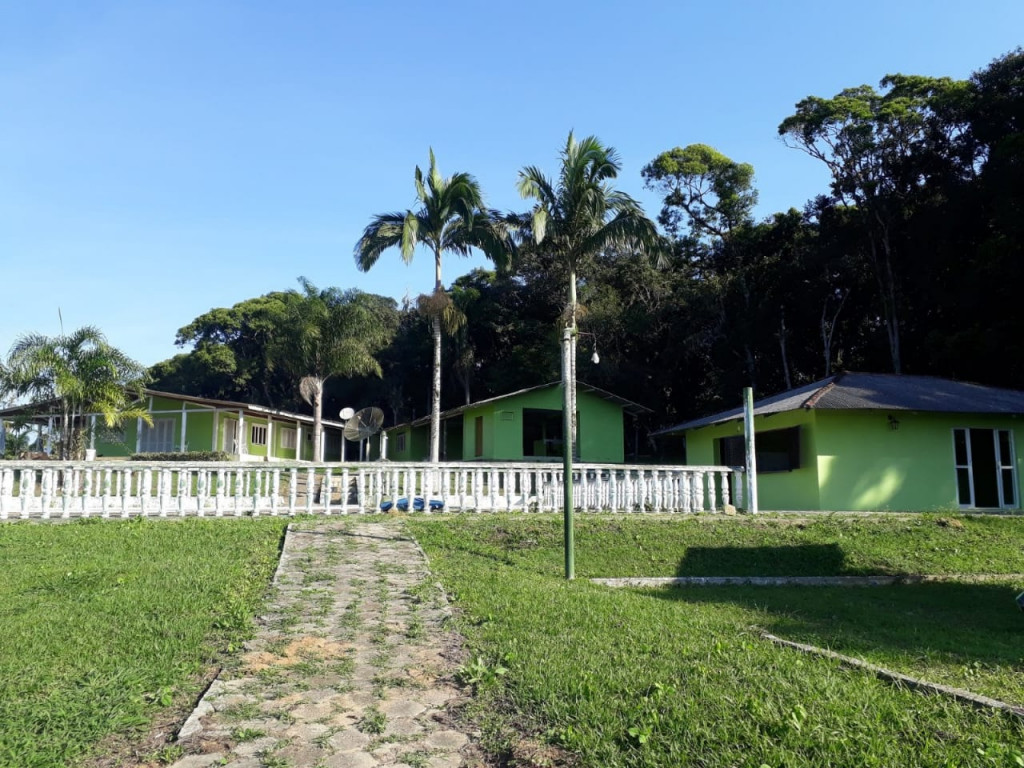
[
  {"left": 409, "top": 514, "right": 1024, "bottom": 768},
  {"left": 0, "top": 516, "right": 287, "bottom": 768},
  {"left": 436, "top": 513, "right": 1024, "bottom": 578}
]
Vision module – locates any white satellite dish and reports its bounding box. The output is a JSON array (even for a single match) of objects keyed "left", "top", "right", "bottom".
[{"left": 339, "top": 407, "right": 355, "bottom": 420}]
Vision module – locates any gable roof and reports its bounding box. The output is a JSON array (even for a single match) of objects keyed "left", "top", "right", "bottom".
[
  {"left": 390, "top": 381, "right": 651, "bottom": 430},
  {"left": 653, "top": 372, "right": 1024, "bottom": 435}
]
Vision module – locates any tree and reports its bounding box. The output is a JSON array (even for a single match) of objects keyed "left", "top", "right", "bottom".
[
  {"left": 641, "top": 143, "right": 758, "bottom": 242},
  {"left": 355, "top": 150, "right": 512, "bottom": 463},
  {"left": 154, "top": 293, "right": 293, "bottom": 406},
  {"left": 270, "top": 279, "right": 398, "bottom": 462},
  {"left": 515, "top": 132, "right": 664, "bottom": 457},
  {"left": 1, "top": 327, "right": 150, "bottom": 458},
  {"left": 778, "top": 75, "right": 969, "bottom": 373}
]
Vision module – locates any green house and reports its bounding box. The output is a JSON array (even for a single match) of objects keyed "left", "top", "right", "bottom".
[
  {"left": 653, "top": 373, "right": 1024, "bottom": 512},
  {"left": 5, "top": 390, "right": 348, "bottom": 461},
  {"left": 383, "top": 382, "right": 650, "bottom": 463}
]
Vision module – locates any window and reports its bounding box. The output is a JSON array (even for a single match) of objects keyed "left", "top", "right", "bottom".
[
  {"left": 718, "top": 426, "right": 801, "bottom": 472},
  {"left": 522, "top": 409, "right": 564, "bottom": 457},
  {"left": 474, "top": 416, "right": 484, "bottom": 458},
  {"left": 953, "top": 428, "right": 1016, "bottom": 508},
  {"left": 279, "top": 427, "right": 296, "bottom": 449},
  {"left": 140, "top": 419, "right": 175, "bottom": 453},
  {"left": 396, "top": 433, "right": 407, "bottom": 453},
  {"left": 251, "top": 424, "right": 268, "bottom": 446}
]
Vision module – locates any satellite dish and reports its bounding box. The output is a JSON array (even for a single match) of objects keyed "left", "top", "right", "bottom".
[
  {"left": 344, "top": 407, "right": 384, "bottom": 442},
  {"left": 339, "top": 406, "right": 355, "bottom": 420},
  {"left": 344, "top": 407, "right": 385, "bottom": 462}
]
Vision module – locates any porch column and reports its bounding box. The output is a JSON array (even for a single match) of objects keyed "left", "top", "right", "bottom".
[
  {"left": 89, "top": 415, "right": 96, "bottom": 450},
  {"left": 295, "top": 421, "right": 302, "bottom": 461},
  {"left": 46, "top": 416, "right": 53, "bottom": 455},
  {"left": 212, "top": 410, "right": 219, "bottom": 451},
  {"left": 237, "top": 411, "right": 246, "bottom": 458},
  {"left": 136, "top": 416, "right": 143, "bottom": 453},
  {"left": 266, "top": 419, "right": 274, "bottom": 461},
  {"left": 180, "top": 402, "right": 188, "bottom": 452}
]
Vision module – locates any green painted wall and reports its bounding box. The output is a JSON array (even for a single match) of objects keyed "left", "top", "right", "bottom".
[
  {"left": 459, "top": 387, "right": 624, "bottom": 462},
  {"left": 684, "top": 410, "right": 820, "bottom": 511},
  {"left": 815, "top": 411, "right": 1024, "bottom": 512},
  {"left": 683, "top": 409, "right": 1024, "bottom": 512},
  {"left": 92, "top": 395, "right": 335, "bottom": 461}
]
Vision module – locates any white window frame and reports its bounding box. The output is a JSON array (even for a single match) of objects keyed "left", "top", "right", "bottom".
[
  {"left": 952, "top": 428, "right": 1018, "bottom": 509},
  {"left": 280, "top": 427, "right": 297, "bottom": 450},
  {"left": 251, "top": 424, "right": 268, "bottom": 446}
]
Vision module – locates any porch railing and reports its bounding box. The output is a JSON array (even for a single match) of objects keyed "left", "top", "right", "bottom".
[{"left": 0, "top": 461, "right": 744, "bottom": 520}]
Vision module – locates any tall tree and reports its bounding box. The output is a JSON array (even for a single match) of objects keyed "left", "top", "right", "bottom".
[
  {"left": 355, "top": 150, "right": 512, "bottom": 463},
  {"left": 271, "top": 279, "right": 398, "bottom": 462},
  {"left": 515, "top": 133, "right": 664, "bottom": 457},
  {"left": 1, "top": 327, "right": 149, "bottom": 458},
  {"left": 778, "top": 75, "right": 968, "bottom": 373}
]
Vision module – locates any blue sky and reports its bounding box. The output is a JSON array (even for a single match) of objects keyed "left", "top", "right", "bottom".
[{"left": 2, "top": 0, "right": 1021, "bottom": 367}]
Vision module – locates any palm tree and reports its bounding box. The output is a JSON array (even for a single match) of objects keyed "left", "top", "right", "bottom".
[
  {"left": 355, "top": 150, "right": 512, "bottom": 463},
  {"left": 515, "top": 132, "right": 665, "bottom": 457},
  {"left": 271, "top": 279, "right": 398, "bottom": 461},
  {"left": 1, "top": 326, "right": 150, "bottom": 458}
]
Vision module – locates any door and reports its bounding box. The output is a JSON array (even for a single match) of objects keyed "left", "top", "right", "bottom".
[
  {"left": 222, "top": 419, "right": 238, "bottom": 455},
  {"left": 953, "top": 428, "right": 1017, "bottom": 508}
]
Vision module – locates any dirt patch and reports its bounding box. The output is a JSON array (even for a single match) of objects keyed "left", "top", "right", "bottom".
[{"left": 241, "top": 636, "right": 351, "bottom": 672}]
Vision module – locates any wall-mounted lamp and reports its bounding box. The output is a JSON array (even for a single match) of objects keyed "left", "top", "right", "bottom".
[{"left": 887, "top": 414, "right": 900, "bottom": 432}]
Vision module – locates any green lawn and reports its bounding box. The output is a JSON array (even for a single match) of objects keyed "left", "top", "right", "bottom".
[
  {"left": 0, "top": 517, "right": 287, "bottom": 768},
  {"left": 409, "top": 514, "right": 1024, "bottom": 768}
]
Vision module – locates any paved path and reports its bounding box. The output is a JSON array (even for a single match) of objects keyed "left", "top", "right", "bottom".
[{"left": 171, "top": 520, "right": 479, "bottom": 768}]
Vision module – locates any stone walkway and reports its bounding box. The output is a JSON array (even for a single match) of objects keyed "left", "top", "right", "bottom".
[{"left": 171, "top": 520, "right": 479, "bottom": 768}]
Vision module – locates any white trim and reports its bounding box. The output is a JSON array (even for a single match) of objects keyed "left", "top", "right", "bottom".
[{"left": 180, "top": 402, "right": 188, "bottom": 452}]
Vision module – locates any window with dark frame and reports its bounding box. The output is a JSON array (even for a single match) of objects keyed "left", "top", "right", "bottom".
[
  {"left": 718, "top": 426, "right": 801, "bottom": 472},
  {"left": 522, "top": 408, "right": 564, "bottom": 457}
]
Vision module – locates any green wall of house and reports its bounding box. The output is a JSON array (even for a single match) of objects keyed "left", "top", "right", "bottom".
[
  {"left": 382, "top": 387, "right": 628, "bottom": 463},
  {"left": 684, "top": 410, "right": 821, "bottom": 511},
  {"left": 93, "top": 395, "right": 326, "bottom": 460},
  {"left": 460, "top": 387, "right": 625, "bottom": 462},
  {"left": 683, "top": 409, "right": 1024, "bottom": 511},
  {"left": 815, "top": 411, "right": 1023, "bottom": 512}
]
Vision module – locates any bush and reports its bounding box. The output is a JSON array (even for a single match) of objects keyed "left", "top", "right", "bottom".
[{"left": 129, "top": 451, "right": 234, "bottom": 462}]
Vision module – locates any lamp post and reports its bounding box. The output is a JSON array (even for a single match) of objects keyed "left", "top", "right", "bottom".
[{"left": 562, "top": 327, "right": 575, "bottom": 580}]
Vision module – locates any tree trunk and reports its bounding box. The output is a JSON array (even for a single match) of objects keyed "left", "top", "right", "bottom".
[
  {"left": 313, "top": 383, "right": 323, "bottom": 462},
  {"left": 429, "top": 315, "right": 441, "bottom": 464},
  {"left": 779, "top": 309, "right": 792, "bottom": 391}
]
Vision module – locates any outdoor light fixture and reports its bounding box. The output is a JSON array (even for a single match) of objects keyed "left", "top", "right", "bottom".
[
  {"left": 591, "top": 349, "right": 600, "bottom": 365},
  {"left": 887, "top": 414, "right": 900, "bottom": 432}
]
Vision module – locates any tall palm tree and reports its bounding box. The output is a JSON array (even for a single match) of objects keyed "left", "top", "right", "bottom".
[
  {"left": 271, "top": 278, "right": 398, "bottom": 461},
  {"left": 355, "top": 150, "right": 512, "bottom": 463},
  {"left": 1, "top": 326, "right": 150, "bottom": 458},
  {"left": 516, "top": 132, "right": 665, "bottom": 457}
]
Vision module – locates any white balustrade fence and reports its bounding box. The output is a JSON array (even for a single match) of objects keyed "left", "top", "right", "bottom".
[{"left": 0, "top": 461, "right": 744, "bottom": 520}]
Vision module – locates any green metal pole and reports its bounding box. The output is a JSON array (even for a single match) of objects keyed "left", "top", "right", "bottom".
[{"left": 562, "top": 327, "right": 575, "bottom": 580}]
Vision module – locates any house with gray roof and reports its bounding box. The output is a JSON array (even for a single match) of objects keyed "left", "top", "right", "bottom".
[{"left": 653, "top": 373, "right": 1024, "bottom": 512}]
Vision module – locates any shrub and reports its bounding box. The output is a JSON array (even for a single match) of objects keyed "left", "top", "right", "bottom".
[{"left": 130, "top": 451, "right": 234, "bottom": 462}]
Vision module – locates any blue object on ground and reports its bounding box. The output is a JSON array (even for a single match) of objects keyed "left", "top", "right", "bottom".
[
  {"left": 395, "top": 498, "right": 410, "bottom": 511},
  {"left": 380, "top": 500, "right": 394, "bottom": 512},
  {"left": 428, "top": 499, "right": 444, "bottom": 511},
  {"left": 412, "top": 497, "right": 426, "bottom": 511}
]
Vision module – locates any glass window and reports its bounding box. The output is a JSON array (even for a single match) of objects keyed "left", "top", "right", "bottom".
[{"left": 251, "top": 425, "right": 268, "bottom": 446}]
